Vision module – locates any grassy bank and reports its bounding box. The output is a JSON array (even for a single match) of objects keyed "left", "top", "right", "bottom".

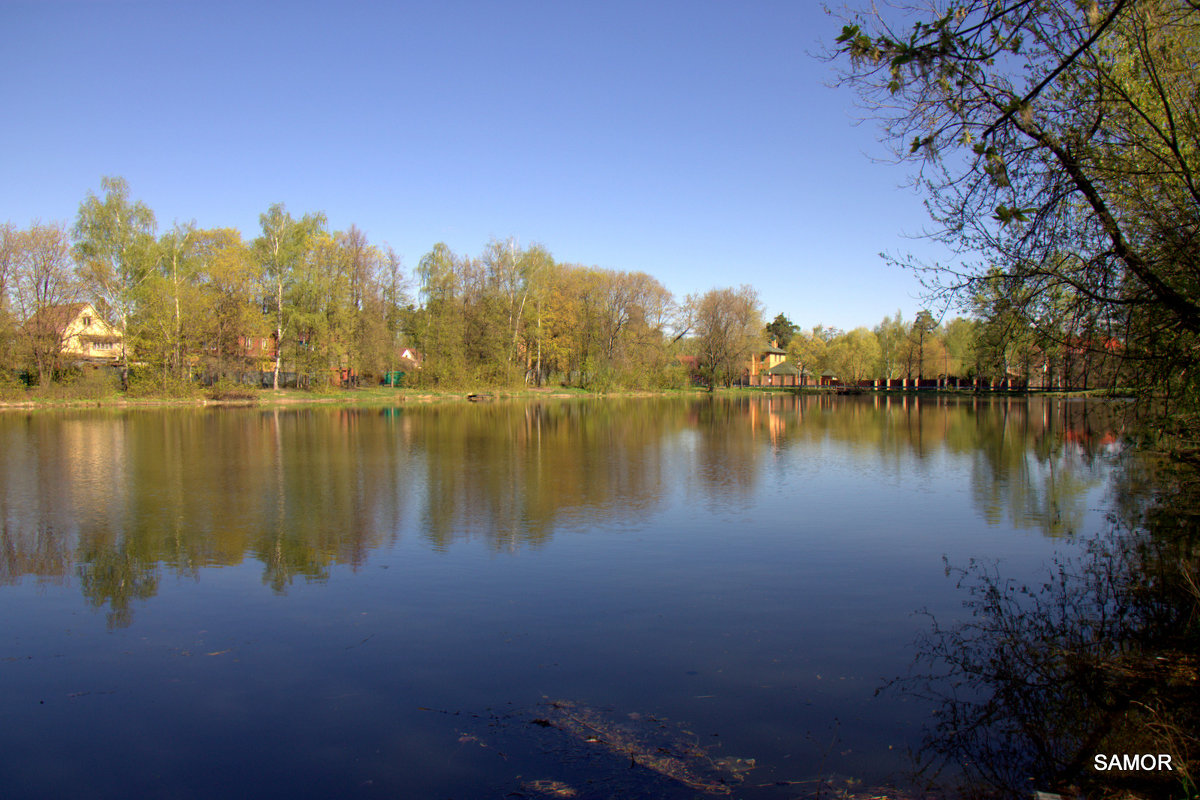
[
  {"left": 0, "top": 382, "right": 727, "bottom": 411},
  {"left": 0, "top": 379, "right": 1126, "bottom": 412}
]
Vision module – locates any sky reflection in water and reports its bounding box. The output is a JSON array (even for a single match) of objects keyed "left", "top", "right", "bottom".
[{"left": 0, "top": 395, "right": 1125, "bottom": 798}]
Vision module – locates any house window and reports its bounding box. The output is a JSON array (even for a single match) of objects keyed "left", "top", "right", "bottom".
[
  {"left": 94, "top": 341, "right": 113, "bottom": 351},
  {"left": 82, "top": 316, "right": 92, "bottom": 327}
]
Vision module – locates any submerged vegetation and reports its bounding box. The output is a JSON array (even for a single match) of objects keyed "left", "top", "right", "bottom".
[{"left": 893, "top": 505, "right": 1199, "bottom": 797}]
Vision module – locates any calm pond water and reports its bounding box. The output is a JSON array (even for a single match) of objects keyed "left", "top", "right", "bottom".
[{"left": 0, "top": 395, "right": 1127, "bottom": 798}]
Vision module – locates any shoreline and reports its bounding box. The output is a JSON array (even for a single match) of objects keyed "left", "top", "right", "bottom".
[
  {"left": 0, "top": 386, "right": 700, "bottom": 412},
  {"left": 0, "top": 384, "right": 1125, "bottom": 412}
]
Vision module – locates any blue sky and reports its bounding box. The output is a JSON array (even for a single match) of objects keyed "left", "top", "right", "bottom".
[{"left": 2, "top": 0, "right": 954, "bottom": 332}]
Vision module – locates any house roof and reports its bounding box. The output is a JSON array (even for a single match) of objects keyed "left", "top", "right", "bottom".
[
  {"left": 766, "top": 362, "right": 800, "bottom": 375},
  {"left": 26, "top": 302, "right": 91, "bottom": 334},
  {"left": 762, "top": 344, "right": 787, "bottom": 355}
]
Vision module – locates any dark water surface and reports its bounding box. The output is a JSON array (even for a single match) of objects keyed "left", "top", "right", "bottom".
[{"left": 0, "top": 395, "right": 1126, "bottom": 798}]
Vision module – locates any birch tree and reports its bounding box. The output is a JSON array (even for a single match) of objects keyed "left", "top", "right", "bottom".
[
  {"left": 196, "top": 228, "right": 257, "bottom": 381},
  {"left": 146, "top": 222, "right": 202, "bottom": 380},
  {"left": 253, "top": 203, "right": 326, "bottom": 389},
  {"left": 73, "top": 176, "right": 157, "bottom": 388}
]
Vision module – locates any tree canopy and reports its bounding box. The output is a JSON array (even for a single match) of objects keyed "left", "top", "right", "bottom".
[
  {"left": 0, "top": 175, "right": 1130, "bottom": 394},
  {"left": 73, "top": 176, "right": 157, "bottom": 386},
  {"left": 834, "top": 0, "right": 1200, "bottom": 405},
  {"left": 693, "top": 286, "right": 764, "bottom": 388}
]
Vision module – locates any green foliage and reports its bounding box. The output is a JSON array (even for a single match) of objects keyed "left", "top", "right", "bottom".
[
  {"left": 764, "top": 312, "right": 798, "bottom": 348},
  {"left": 195, "top": 228, "right": 259, "bottom": 381},
  {"left": 653, "top": 362, "right": 690, "bottom": 391},
  {"left": 834, "top": 0, "right": 1200, "bottom": 408},
  {"left": 834, "top": 8, "right": 1200, "bottom": 790},
  {"left": 908, "top": 310, "right": 940, "bottom": 380},
  {"left": 872, "top": 311, "right": 907, "bottom": 380},
  {"left": 73, "top": 176, "right": 157, "bottom": 385},
  {"left": 0, "top": 369, "right": 25, "bottom": 400},
  {"left": 205, "top": 378, "right": 259, "bottom": 401},
  {"left": 30, "top": 366, "right": 120, "bottom": 401},
  {"left": 408, "top": 243, "right": 679, "bottom": 391},
  {"left": 10, "top": 177, "right": 1065, "bottom": 400},
  {"left": 125, "top": 367, "right": 199, "bottom": 399},
  {"left": 253, "top": 203, "right": 328, "bottom": 389},
  {"left": 828, "top": 326, "right": 881, "bottom": 383},
  {"left": 941, "top": 316, "right": 978, "bottom": 377},
  {"left": 787, "top": 328, "right": 828, "bottom": 378}
]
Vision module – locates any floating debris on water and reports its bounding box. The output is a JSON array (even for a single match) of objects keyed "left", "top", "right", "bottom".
[{"left": 451, "top": 699, "right": 756, "bottom": 798}]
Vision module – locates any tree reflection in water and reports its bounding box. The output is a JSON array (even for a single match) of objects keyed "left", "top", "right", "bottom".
[
  {"left": 77, "top": 540, "right": 159, "bottom": 630},
  {"left": 893, "top": 464, "right": 1199, "bottom": 799},
  {"left": 0, "top": 396, "right": 1180, "bottom": 795},
  {"left": 0, "top": 397, "right": 1131, "bottom": 624}
]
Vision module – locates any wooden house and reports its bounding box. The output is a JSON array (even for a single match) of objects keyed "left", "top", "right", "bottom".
[{"left": 26, "top": 303, "right": 123, "bottom": 363}]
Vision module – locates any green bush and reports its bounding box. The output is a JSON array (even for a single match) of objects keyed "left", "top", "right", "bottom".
[
  {"left": 0, "top": 370, "right": 26, "bottom": 401},
  {"left": 125, "top": 369, "right": 200, "bottom": 399},
  {"left": 206, "top": 378, "right": 258, "bottom": 401},
  {"left": 655, "top": 364, "right": 690, "bottom": 390},
  {"left": 30, "top": 366, "right": 121, "bottom": 401}
]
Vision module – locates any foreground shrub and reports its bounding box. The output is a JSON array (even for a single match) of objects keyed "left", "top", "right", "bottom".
[
  {"left": 0, "top": 370, "right": 26, "bottom": 401},
  {"left": 125, "top": 370, "right": 200, "bottom": 399},
  {"left": 29, "top": 366, "right": 121, "bottom": 401},
  {"left": 206, "top": 379, "right": 258, "bottom": 401}
]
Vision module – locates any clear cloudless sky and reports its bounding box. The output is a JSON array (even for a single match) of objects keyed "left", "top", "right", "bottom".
[{"left": 2, "top": 0, "right": 958, "bottom": 332}]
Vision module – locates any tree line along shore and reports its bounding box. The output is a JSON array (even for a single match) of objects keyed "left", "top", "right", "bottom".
[{"left": 2, "top": 178, "right": 1130, "bottom": 403}]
